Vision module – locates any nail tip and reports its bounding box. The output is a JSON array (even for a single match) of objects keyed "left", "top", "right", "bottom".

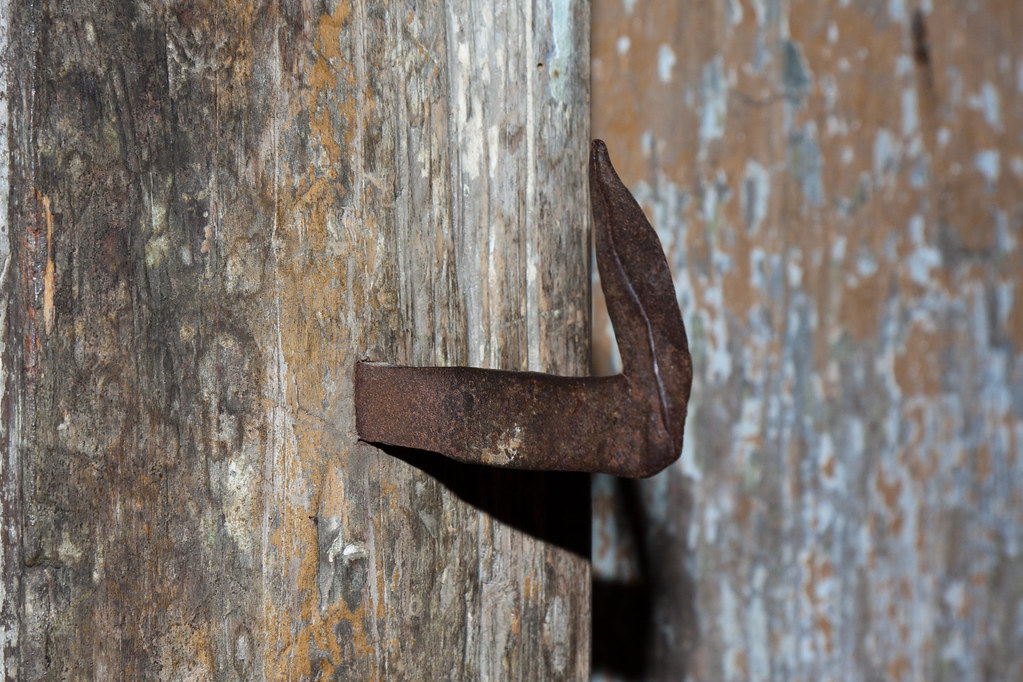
[{"left": 590, "top": 139, "right": 616, "bottom": 178}]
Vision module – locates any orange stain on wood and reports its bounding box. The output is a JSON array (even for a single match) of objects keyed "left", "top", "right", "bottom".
[
  {"left": 887, "top": 655, "right": 911, "bottom": 680},
  {"left": 974, "top": 444, "right": 992, "bottom": 479},
  {"left": 821, "top": 454, "right": 836, "bottom": 480},
  {"left": 815, "top": 615, "right": 834, "bottom": 654},
  {"left": 22, "top": 190, "right": 57, "bottom": 377},
  {"left": 304, "top": 5, "right": 358, "bottom": 173},
  {"left": 41, "top": 195, "right": 56, "bottom": 335},
  {"left": 258, "top": 1, "right": 388, "bottom": 674},
  {"left": 875, "top": 466, "right": 902, "bottom": 511},
  {"left": 894, "top": 323, "right": 943, "bottom": 396},
  {"left": 837, "top": 270, "right": 886, "bottom": 342},
  {"left": 1008, "top": 289, "right": 1023, "bottom": 347}
]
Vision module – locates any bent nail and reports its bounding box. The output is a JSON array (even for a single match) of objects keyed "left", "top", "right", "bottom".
[{"left": 354, "top": 140, "right": 692, "bottom": 478}]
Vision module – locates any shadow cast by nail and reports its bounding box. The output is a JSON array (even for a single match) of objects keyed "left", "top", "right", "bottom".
[
  {"left": 592, "top": 475, "right": 698, "bottom": 680},
  {"left": 378, "top": 443, "right": 591, "bottom": 561}
]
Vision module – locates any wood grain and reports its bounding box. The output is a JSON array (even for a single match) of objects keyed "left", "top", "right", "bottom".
[{"left": 2, "top": 0, "right": 591, "bottom": 677}]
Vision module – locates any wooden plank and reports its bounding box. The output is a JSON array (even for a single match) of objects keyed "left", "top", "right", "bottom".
[
  {"left": 0, "top": 0, "right": 24, "bottom": 676},
  {"left": 3, "top": 0, "right": 591, "bottom": 677},
  {"left": 592, "top": 0, "right": 1023, "bottom": 679}
]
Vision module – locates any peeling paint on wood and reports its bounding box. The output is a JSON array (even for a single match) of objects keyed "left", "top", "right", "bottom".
[
  {"left": 2, "top": 0, "right": 591, "bottom": 678},
  {"left": 593, "top": 0, "right": 1023, "bottom": 680}
]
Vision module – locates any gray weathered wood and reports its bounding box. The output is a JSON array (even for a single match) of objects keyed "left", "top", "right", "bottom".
[{"left": 2, "top": 0, "right": 591, "bottom": 678}]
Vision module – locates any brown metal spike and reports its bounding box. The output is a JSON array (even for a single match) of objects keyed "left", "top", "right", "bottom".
[{"left": 354, "top": 140, "right": 692, "bottom": 478}]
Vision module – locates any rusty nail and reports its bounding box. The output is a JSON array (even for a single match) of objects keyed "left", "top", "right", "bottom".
[{"left": 354, "top": 140, "right": 692, "bottom": 477}]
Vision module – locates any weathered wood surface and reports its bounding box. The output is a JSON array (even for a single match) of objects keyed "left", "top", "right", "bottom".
[
  {"left": 1, "top": 0, "right": 591, "bottom": 678},
  {"left": 592, "top": 0, "right": 1023, "bottom": 680}
]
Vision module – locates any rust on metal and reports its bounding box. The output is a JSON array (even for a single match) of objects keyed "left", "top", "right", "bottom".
[{"left": 355, "top": 140, "right": 692, "bottom": 477}]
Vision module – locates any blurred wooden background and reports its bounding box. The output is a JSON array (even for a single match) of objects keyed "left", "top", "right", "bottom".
[{"left": 591, "top": 1, "right": 1023, "bottom": 680}]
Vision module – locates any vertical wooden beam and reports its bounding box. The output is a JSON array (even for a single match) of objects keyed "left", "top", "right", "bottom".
[
  {"left": 0, "top": 0, "right": 24, "bottom": 677},
  {"left": 3, "top": 0, "right": 591, "bottom": 677}
]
